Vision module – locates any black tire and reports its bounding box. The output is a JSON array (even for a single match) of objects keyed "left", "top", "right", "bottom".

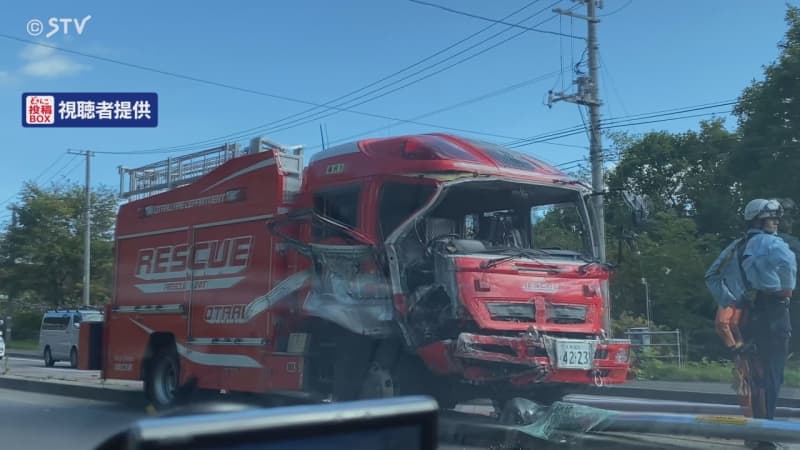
[
  {"left": 332, "top": 337, "right": 429, "bottom": 403},
  {"left": 69, "top": 347, "right": 78, "bottom": 369},
  {"left": 332, "top": 341, "right": 370, "bottom": 401},
  {"left": 332, "top": 337, "right": 396, "bottom": 402},
  {"left": 144, "top": 349, "right": 180, "bottom": 411},
  {"left": 43, "top": 347, "right": 55, "bottom": 367}
]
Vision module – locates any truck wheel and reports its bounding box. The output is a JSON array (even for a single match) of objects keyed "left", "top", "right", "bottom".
[
  {"left": 359, "top": 361, "right": 395, "bottom": 399},
  {"left": 43, "top": 347, "right": 55, "bottom": 367},
  {"left": 145, "top": 349, "right": 180, "bottom": 410},
  {"left": 332, "top": 338, "right": 398, "bottom": 401},
  {"left": 332, "top": 350, "right": 368, "bottom": 401},
  {"left": 332, "top": 341, "right": 425, "bottom": 402},
  {"left": 69, "top": 347, "right": 78, "bottom": 369}
]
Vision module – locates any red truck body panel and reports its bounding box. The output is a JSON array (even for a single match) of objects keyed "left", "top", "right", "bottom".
[{"left": 106, "top": 150, "right": 308, "bottom": 391}]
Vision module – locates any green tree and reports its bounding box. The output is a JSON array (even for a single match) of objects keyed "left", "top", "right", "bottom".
[
  {"left": 608, "top": 211, "right": 721, "bottom": 332},
  {"left": 531, "top": 203, "right": 587, "bottom": 253},
  {"left": 0, "top": 181, "right": 118, "bottom": 308},
  {"left": 732, "top": 5, "right": 800, "bottom": 203},
  {"left": 605, "top": 119, "right": 740, "bottom": 237},
  {"left": 602, "top": 125, "right": 735, "bottom": 358}
]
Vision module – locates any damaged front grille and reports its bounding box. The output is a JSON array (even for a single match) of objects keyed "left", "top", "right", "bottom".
[
  {"left": 545, "top": 303, "right": 587, "bottom": 324},
  {"left": 473, "top": 343, "right": 517, "bottom": 356},
  {"left": 486, "top": 302, "right": 536, "bottom": 323}
]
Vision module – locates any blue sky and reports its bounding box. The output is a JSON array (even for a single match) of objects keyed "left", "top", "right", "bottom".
[{"left": 0, "top": 0, "right": 793, "bottom": 223}]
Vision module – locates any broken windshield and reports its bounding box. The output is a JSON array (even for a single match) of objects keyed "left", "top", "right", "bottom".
[{"left": 411, "top": 180, "right": 592, "bottom": 260}]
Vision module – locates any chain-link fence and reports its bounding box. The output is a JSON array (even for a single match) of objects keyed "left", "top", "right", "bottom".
[{"left": 624, "top": 328, "right": 683, "bottom": 368}]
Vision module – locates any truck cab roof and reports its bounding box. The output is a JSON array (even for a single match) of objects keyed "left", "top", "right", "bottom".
[{"left": 305, "top": 133, "right": 575, "bottom": 189}]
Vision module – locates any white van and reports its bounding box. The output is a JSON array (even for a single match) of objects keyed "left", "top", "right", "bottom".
[{"left": 39, "top": 309, "right": 104, "bottom": 368}]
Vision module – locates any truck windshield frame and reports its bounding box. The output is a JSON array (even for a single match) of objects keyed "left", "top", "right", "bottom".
[{"left": 395, "top": 178, "right": 595, "bottom": 260}]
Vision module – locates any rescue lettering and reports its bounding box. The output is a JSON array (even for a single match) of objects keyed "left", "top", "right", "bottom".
[
  {"left": 205, "top": 304, "right": 248, "bottom": 324},
  {"left": 135, "top": 236, "right": 253, "bottom": 280}
]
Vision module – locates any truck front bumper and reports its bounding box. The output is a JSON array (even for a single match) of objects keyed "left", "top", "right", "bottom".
[{"left": 420, "top": 332, "right": 631, "bottom": 387}]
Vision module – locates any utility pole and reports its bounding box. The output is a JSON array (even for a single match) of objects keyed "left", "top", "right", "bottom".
[
  {"left": 5, "top": 206, "right": 18, "bottom": 344},
  {"left": 549, "top": 0, "right": 609, "bottom": 330},
  {"left": 68, "top": 150, "right": 93, "bottom": 307}
]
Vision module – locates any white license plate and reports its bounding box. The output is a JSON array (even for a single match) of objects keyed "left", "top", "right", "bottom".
[{"left": 555, "top": 341, "right": 592, "bottom": 369}]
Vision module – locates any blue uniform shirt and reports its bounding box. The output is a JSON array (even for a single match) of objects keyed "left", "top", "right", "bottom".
[{"left": 741, "top": 229, "right": 797, "bottom": 294}]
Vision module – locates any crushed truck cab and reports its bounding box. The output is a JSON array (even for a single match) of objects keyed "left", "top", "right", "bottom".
[{"left": 104, "top": 133, "right": 630, "bottom": 410}]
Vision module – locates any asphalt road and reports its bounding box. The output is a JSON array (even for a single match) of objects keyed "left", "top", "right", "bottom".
[
  {"left": 0, "top": 388, "right": 143, "bottom": 450},
  {"left": 0, "top": 387, "right": 487, "bottom": 450}
]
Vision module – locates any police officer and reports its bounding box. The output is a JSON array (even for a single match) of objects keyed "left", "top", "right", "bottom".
[{"left": 739, "top": 199, "right": 797, "bottom": 449}]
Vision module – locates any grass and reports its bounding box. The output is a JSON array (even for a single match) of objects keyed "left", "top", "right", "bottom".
[
  {"left": 5, "top": 339, "right": 39, "bottom": 352},
  {"left": 636, "top": 357, "right": 800, "bottom": 388}
]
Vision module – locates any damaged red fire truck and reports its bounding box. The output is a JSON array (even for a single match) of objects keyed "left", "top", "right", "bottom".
[{"left": 102, "top": 133, "right": 632, "bottom": 410}]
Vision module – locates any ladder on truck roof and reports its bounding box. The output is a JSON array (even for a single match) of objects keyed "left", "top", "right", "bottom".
[{"left": 118, "top": 137, "right": 304, "bottom": 201}]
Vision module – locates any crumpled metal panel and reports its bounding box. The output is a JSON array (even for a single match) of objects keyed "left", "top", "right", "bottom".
[
  {"left": 303, "top": 292, "right": 395, "bottom": 336},
  {"left": 303, "top": 243, "right": 396, "bottom": 336},
  {"left": 499, "top": 398, "right": 613, "bottom": 440}
]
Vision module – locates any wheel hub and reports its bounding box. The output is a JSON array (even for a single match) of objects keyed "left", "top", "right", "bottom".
[
  {"left": 155, "top": 361, "right": 178, "bottom": 405},
  {"left": 359, "top": 362, "right": 394, "bottom": 398}
]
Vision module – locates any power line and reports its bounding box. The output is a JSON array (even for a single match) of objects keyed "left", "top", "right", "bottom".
[
  {"left": 65, "top": 159, "right": 86, "bottom": 179},
  {"left": 600, "top": 0, "right": 634, "bottom": 17},
  {"left": 562, "top": 141, "right": 785, "bottom": 179},
  {"left": 315, "top": 99, "right": 737, "bottom": 173},
  {"left": 599, "top": 51, "right": 629, "bottom": 116},
  {"left": 257, "top": 4, "right": 568, "bottom": 140},
  {"left": 103, "top": 1, "right": 568, "bottom": 155},
  {"left": 578, "top": 105, "right": 591, "bottom": 141},
  {"left": 42, "top": 154, "right": 80, "bottom": 185},
  {"left": 535, "top": 141, "right": 589, "bottom": 150},
  {"left": 33, "top": 153, "right": 68, "bottom": 184},
  {"left": 0, "top": 153, "right": 73, "bottom": 207},
  {"left": 604, "top": 100, "right": 736, "bottom": 123},
  {"left": 509, "top": 109, "right": 734, "bottom": 148},
  {"left": 95, "top": 98, "right": 737, "bottom": 160},
  {"left": 408, "top": 0, "right": 585, "bottom": 40},
  {"left": 95, "top": 69, "right": 563, "bottom": 157},
  {"left": 307, "top": 69, "right": 563, "bottom": 151},
  {"left": 505, "top": 100, "right": 736, "bottom": 147},
  {"left": 552, "top": 123, "right": 777, "bottom": 173},
  {"left": 100, "top": 1, "right": 547, "bottom": 156}
]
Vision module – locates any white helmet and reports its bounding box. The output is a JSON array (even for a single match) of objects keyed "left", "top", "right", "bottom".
[{"left": 744, "top": 198, "right": 784, "bottom": 221}]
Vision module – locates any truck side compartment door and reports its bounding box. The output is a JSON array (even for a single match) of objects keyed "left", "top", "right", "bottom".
[{"left": 304, "top": 185, "right": 394, "bottom": 337}]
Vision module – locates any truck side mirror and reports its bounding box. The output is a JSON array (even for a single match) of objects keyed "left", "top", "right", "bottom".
[{"left": 622, "top": 191, "right": 651, "bottom": 227}]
